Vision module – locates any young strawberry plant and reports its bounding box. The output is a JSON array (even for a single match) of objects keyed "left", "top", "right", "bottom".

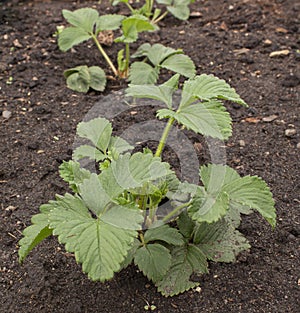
[
  {"left": 57, "top": 7, "right": 196, "bottom": 92},
  {"left": 18, "top": 74, "right": 276, "bottom": 297},
  {"left": 58, "top": 8, "right": 157, "bottom": 91}
]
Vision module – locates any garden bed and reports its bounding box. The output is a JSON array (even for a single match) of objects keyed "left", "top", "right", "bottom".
[{"left": 0, "top": 0, "right": 299, "bottom": 312}]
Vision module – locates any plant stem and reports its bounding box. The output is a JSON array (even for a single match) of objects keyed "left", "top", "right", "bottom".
[
  {"left": 125, "top": 1, "right": 135, "bottom": 13},
  {"left": 152, "top": 11, "right": 168, "bottom": 24},
  {"left": 155, "top": 117, "right": 175, "bottom": 157},
  {"left": 125, "top": 43, "right": 130, "bottom": 73},
  {"left": 162, "top": 202, "right": 190, "bottom": 223},
  {"left": 92, "top": 34, "right": 118, "bottom": 77}
]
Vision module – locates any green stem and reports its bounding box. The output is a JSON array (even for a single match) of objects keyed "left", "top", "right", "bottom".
[
  {"left": 152, "top": 11, "right": 168, "bottom": 24},
  {"left": 125, "top": 1, "right": 135, "bottom": 13},
  {"left": 92, "top": 34, "right": 118, "bottom": 77},
  {"left": 155, "top": 117, "right": 175, "bottom": 157},
  {"left": 162, "top": 202, "right": 190, "bottom": 223},
  {"left": 125, "top": 43, "right": 130, "bottom": 72}
]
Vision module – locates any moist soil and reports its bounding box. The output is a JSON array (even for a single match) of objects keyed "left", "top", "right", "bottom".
[{"left": 0, "top": 0, "right": 299, "bottom": 312}]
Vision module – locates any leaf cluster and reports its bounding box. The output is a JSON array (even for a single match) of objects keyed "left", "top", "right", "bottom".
[{"left": 19, "top": 77, "right": 276, "bottom": 296}]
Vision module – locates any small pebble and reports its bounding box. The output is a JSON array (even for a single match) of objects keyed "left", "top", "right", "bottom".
[
  {"left": 239, "top": 140, "right": 246, "bottom": 147},
  {"left": 2, "top": 110, "right": 12, "bottom": 119},
  {"left": 296, "top": 143, "right": 300, "bottom": 149},
  {"left": 285, "top": 129, "right": 296, "bottom": 137}
]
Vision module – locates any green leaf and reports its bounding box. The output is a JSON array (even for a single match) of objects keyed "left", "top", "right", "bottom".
[
  {"left": 64, "top": 65, "right": 90, "bottom": 93},
  {"left": 223, "top": 175, "right": 276, "bottom": 227},
  {"left": 144, "top": 224, "right": 184, "bottom": 246},
  {"left": 161, "top": 54, "right": 195, "bottom": 78},
  {"left": 156, "top": 244, "right": 208, "bottom": 296},
  {"left": 156, "top": 108, "right": 176, "bottom": 119},
  {"left": 62, "top": 8, "right": 99, "bottom": 33},
  {"left": 59, "top": 160, "right": 91, "bottom": 193},
  {"left": 18, "top": 209, "right": 52, "bottom": 263},
  {"left": 147, "top": 43, "right": 179, "bottom": 66},
  {"left": 180, "top": 74, "right": 248, "bottom": 109},
  {"left": 108, "top": 152, "right": 171, "bottom": 191},
  {"left": 48, "top": 193, "right": 143, "bottom": 281},
  {"left": 126, "top": 74, "right": 180, "bottom": 108},
  {"left": 118, "top": 15, "right": 157, "bottom": 43},
  {"left": 177, "top": 211, "right": 195, "bottom": 239},
  {"left": 79, "top": 173, "right": 112, "bottom": 216},
  {"left": 174, "top": 100, "right": 232, "bottom": 140},
  {"left": 73, "top": 145, "right": 107, "bottom": 162},
  {"left": 129, "top": 62, "right": 159, "bottom": 84},
  {"left": 131, "top": 43, "right": 152, "bottom": 58},
  {"left": 188, "top": 187, "right": 229, "bottom": 223},
  {"left": 167, "top": 4, "right": 190, "bottom": 21},
  {"left": 156, "top": 0, "right": 191, "bottom": 20},
  {"left": 77, "top": 117, "right": 112, "bottom": 152},
  {"left": 134, "top": 244, "right": 172, "bottom": 282},
  {"left": 58, "top": 27, "right": 92, "bottom": 52},
  {"left": 109, "top": 136, "right": 134, "bottom": 157},
  {"left": 88, "top": 66, "right": 106, "bottom": 92},
  {"left": 194, "top": 219, "right": 250, "bottom": 262},
  {"left": 96, "top": 14, "right": 125, "bottom": 32},
  {"left": 200, "top": 164, "right": 276, "bottom": 227}
]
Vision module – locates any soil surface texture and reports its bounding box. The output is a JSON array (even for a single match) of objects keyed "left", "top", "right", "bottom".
[{"left": 0, "top": 0, "right": 299, "bottom": 312}]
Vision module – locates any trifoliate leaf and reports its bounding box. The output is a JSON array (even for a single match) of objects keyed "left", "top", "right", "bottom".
[
  {"left": 134, "top": 244, "right": 172, "bottom": 282},
  {"left": 128, "top": 62, "right": 159, "bottom": 84},
  {"left": 96, "top": 14, "right": 125, "bottom": 32},
  {"left": 77, "top": 117, "right": 112, "bottom": 152},
  {"left": 161, "top": 54, "right": 195, "bottom": 78},
  {"left": 59, "top": 160, "right": 91, "bottom": 192},
  {"left": 180, "top": 74, "right": 248, "bottom": 109},
  {"left": 156, "top": 244, "right": 208, "bottom": 296},
  {"left": 144, "top": 224, "right": 184, "bottom": 246},
  {"left": 194, "top": 219, "right": 250, "bottom": 262},
  {"left": 48, "top": 193, "right": 143, "bottom": 281},
  {"left": 18, "top": 206, "right": 52, "bottom": 263},
  {"left": 126, "top": 74, "right": 179, "bottom": 108},
  {"left": 174, "top": 100, "right": 232, "bottom": 140},
  {"left": 62, "top": 8, "right": 99, "bottom": 33},
  {"left": 58, "top": 27, "right": 92, "bottom": 52}
]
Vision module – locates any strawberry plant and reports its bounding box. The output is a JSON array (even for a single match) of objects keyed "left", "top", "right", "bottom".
[
  {"left": 57, "top": 7, "right": 196, "bottom": 92},
  {"left": 58, "top": 8, "right": 157, "bottom": 90},
  {"left": 19, "top": 74, "right": 276, "bottom": 296}
]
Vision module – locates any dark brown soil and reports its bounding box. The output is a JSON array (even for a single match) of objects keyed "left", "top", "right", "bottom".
[{"left": 1, "top": 0, "right": 299, "bottom": 312}]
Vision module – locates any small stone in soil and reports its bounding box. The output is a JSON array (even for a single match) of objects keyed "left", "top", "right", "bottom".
[
  {"left": 239, "top": 140, "right": 246, "bottom": 147},
  {"left": 262, "top": 115, "right": 278, "bottom": 122},
  {"left": 2, "top": 110, "right": 12, "bottom": 119},
  {"left": 285, "top": 129, "right": 296, "bottom": 137}
]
